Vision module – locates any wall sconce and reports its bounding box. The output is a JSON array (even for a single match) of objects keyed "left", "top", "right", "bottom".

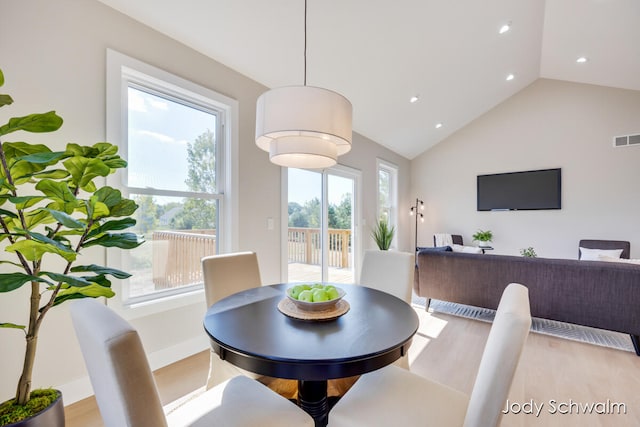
[{"left": 410, "top": 198, "right": 424, "bottom": 252}]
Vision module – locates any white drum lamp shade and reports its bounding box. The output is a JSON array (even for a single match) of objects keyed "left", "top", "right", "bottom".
[{"left": 255, "top": 86, "right": 352, "bottom": 169}]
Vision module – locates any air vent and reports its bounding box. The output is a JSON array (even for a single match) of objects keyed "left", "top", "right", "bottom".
[{"left": 613, "top": 133, "right": 640, "bottom": 147}]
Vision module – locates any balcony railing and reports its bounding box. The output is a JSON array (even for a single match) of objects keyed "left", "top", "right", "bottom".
[
  {"left": 152, "top": 230, "right": 216, "bottom": 289},
  {"left": 151, "top": 227, "right": 351, "bottom": 290},
  {"left": 288, "top": 227, "right": 351, "bottom": 268}
]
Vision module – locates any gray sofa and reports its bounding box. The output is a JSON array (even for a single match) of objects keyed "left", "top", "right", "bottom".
[{"left": 414, "top": 250, "right": 640, "bottom": 355}]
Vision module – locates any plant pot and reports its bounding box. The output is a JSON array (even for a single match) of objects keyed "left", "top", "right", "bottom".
[{"left": 3, "top": 391, "right": 64, "bottom": 427}]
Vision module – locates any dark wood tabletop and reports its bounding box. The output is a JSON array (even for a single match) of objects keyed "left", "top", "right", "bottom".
[{"left": 203, "top": 282, "right": 419, "bottom": 427}]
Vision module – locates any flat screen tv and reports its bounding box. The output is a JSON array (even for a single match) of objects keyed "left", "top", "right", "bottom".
[{"left": 477, "top": 168, "right": 561, "bottom": 211}]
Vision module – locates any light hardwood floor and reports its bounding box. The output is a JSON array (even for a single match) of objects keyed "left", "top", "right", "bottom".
[{"left": 65, "top": 306, "right": 640, "bottom": 427}]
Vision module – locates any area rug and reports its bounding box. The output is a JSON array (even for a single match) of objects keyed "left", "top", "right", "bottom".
[{"left": 412, "top": 296, "right": 634, "bottom": 353}]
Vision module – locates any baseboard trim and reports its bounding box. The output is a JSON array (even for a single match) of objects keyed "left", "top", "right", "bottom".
[{"left": 59, "top": 335, "right": 209, "bottom": 405}]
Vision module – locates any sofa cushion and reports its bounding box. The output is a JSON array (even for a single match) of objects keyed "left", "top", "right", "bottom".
[
  {"left": 417, "top": 246, "right": 452, "bottom": 254},
  {"left": 598, "top": 255, "right": 640, "bottom": 265},
  {"left": 579, "top": 247, "right": 623, "bottom": 261},
  {"left": 452, "top": 244, "right": 483, "bottom": 254}
]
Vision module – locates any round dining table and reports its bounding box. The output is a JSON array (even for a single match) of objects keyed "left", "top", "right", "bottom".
[{"left": 203, "top": 282, "right": 419, "bottom": 427}]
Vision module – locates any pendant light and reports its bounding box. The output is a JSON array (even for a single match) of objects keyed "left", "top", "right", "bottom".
[{"left": 255, "top": 0, "right": 352, "bottom": 169}]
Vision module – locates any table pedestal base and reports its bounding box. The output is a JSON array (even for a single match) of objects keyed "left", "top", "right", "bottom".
[{"left": 298, "top": 380, "right": 328, "bottom": 427}]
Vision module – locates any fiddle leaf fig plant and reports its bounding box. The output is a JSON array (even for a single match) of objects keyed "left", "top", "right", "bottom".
[{"left": 0, "top": 68, "right": 143, "bottom": 420}]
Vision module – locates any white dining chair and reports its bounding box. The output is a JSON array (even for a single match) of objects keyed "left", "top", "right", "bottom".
[
  {"left": 328, "top": 283, "right": 531, "bottom": 427},
  {"left": 359, "top": 249, "right": 414, "bottom": 304},
  {"left": 359, "top": 249, "right": 415, "bottom": 369},
  {"left": 202, "top": 252, "right": 263, "bottom": 389},
  {"left": 71, "top": 298, "right": 314, "bottom": 427}
]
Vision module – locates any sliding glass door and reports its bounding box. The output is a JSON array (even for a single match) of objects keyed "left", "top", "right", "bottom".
[{"left": 285, "top": 166, "right": 359, "bottom": 284}]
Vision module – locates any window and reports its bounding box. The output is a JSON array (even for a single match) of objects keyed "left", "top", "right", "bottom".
[
  {"left": 106, "top": 50, "right": 238, "bottom": 313},
  {"left": 377, "top": 159, "right": 398, "bottom": 247}
]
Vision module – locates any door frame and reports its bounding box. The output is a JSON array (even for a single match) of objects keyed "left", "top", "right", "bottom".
[{"left": 281, "top": 164, "right": 362, "bottom": 283}]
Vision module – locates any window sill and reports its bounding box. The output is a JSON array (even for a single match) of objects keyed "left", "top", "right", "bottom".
[{"left": 108, "top": 287, "right": 206, "bottom": 320}]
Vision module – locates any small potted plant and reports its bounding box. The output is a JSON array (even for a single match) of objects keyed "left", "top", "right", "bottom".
[
  {"left": 520, "top": 247, "right": 537, "bottom": 257},
  {"left": 472, "top": 229, "right": 493, "bottom": 247},
  {"left": 0, "top": 68, "right": 143, "bottom": 426},
  {"left": 371, "top": 218, "right": 395, "bottom": 250}
]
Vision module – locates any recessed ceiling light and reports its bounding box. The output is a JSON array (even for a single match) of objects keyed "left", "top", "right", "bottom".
[
  {"left": 506, "top": 73, "right": 515, "bottom": 81},
  {"left": 576, "top": 56, "right": 588, "bottom": 63},
  {"left": 499, "top": 23, "right": 511, "bottom": 34},
  {"left": 409, "top": 95, "right": 419, "bottom": 103},
  {"left": 435, "top": 123, "right": 443, "bottom": 129}
]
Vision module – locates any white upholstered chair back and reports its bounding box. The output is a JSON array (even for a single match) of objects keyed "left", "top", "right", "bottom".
[
  {"left": 202, "top": 252, "right": 263, "bottom": 388},
  {"left": 328, "top": 283, "right": 531, "bottom": 427},
  {"left": 359, "top": 250, "right": 414, "bottom": 304},
  {"left": 71, "top": 299, "right": 314, "bottom": 427},
  {"left": 71, "top": 298, "right": 168, "bottom": 427},
  {"left": 202, "top": 252, "right": 262, "bottom": 308},
  {"left": 464, "top": 283, "right": 531, "bottom": 427}
]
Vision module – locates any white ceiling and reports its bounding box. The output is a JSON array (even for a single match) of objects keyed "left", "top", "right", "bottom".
[{"left": 98, "top": 0, "right": 640, "bottom": 160}]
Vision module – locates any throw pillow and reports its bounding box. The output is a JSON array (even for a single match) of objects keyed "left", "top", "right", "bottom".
[{"left": 579, "top": 247, "right": 623, "bottom": 261}]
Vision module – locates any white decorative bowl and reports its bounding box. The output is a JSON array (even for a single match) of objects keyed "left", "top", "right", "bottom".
[{"left": 286, "top": 286, "right": 346, "bottom": 312}]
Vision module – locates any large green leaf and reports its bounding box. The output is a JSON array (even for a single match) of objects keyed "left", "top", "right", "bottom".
[
  {"left": 0, "top": 69, "right": 4, "bottom": 86},
  {"left": 36, "top": 179, "right": 78, "bottom": 214},
  {"left": 70, "top": 264, "right": 131, "bottom": 279},
  {"left": 0, "top": 208, "right": 18, "bottom": 219},
  {"left": 23, "top": 209, "right": 55, "bottom": 228},
  {"left": 39, "top": 272, "right": 93, "bottom": 287},
  {"left": 93, "top": 186, "right": 123, "bottom": 208},
  {"left": 110, "top": 199, "right": 138, "bottom": 218},
  {"left": 91, "top": 201, "right": 110, "bottom": 219},
  {"left": 8, "top": 195, "right": 45, "bottom": 210},
  {"left": 0, "top": 273, "right": 49, "bottom": 292},
  {"left": 44, "top": 208, "right": 85, "bottom": 230},
  {"left": 82, "top": 232, "right": 144, "bottom": 249},
  {"left": 3, "top": 141, "right": 54, "bottom": 163},
  {"left": 6, "top": 239, "right": 77, "bottom": 262},
  {"left": 9, "top": 159, "right": 47, "bottom": 182},
  {"left": 30, "top": 169, "right": 70, "bottom": 180},
  {"left": 52, "top": 283, "right": 115, "bottom": 306},
  {"left": 87, "top": 218, "right": 136, "bottom": 238},
  {"left": 23, "top": 230, "right": 74, "bottom": 252},
  {"left": 0, "top": 111, "right": 63, "bottom": 136},
  {"left": 19, "top": 151, "right": 67, "bottom": 165},
  {"left": 0, "top": 322, "right": 26, "bottom": 330},
  {"left": 63, "top": 157, "right": 111, "bottom": 191},
  {"left": 0, "top": 94, "right": 13, "bottom": 108}
]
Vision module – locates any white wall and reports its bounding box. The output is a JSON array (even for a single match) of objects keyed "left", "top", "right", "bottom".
[
  {"left": 411, "top": 78, "right": 640, "bottom": 259},
  {"left": 0, "top": 0, "right": 410, "bottom": 403}
]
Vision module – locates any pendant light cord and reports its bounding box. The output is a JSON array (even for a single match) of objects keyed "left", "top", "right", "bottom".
[{"left": 304, "top": 0, "right": 307, "bottom": 86}]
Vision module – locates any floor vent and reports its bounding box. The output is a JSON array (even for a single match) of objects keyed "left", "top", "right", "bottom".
[{"left": 613, "top": 133, "right": 640, "bottom": 147}]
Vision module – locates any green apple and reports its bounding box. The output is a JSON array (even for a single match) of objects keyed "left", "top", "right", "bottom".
[
  {"left": 301, "top": 284, "right": 312, "bottom": 291},
  {"left": 324, "top": 285, "right": 336, "bottom": 292},
  {"left": 326, "top": 287, "right": 340, "bottom": 300},
  {"left": 312, "top": 289, "right": 329, "bottom": 302},
  {"left": 289, "top": 285, "right": 304, "bottom": 299},
  {"left": 298, "top": 290, "right": 314, "bottom": 302}
]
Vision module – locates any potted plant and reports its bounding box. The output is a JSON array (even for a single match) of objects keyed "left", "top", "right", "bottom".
[
  {"left": 371, "top": 218, "right": 395, "bottom": 250},
  {"left": 472, "top": 229, "right": 493, "bottom": 247},
  {"left": 0, "top": 68, "right": 142, "bottom": 425},
  {"left": 520, "top": 247, "right": 537, "bottom": 257}
]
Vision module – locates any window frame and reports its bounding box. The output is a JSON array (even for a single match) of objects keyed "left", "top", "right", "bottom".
[
  {"left": 376, "top": 158, "right": 398, "bottom": 249},
  {"left": 106, "top": 49, "right": 238, "bottom": 318}
]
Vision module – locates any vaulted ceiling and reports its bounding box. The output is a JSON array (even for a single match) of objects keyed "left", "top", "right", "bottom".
[{"left": 98, "top": 0, "right": 640, "bottom": 159}]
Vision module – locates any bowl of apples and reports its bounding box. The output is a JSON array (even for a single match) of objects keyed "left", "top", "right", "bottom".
[{"left": 286, "top": 283, "right": 345, "bottom": 312}]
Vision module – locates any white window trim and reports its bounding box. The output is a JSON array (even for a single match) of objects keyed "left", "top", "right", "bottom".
[
  {"left": 105, "top": 49, "right": 238, "bottom": 319},
  {"left": 376, "top": 158, "right": 399, "bottom": 249}
]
